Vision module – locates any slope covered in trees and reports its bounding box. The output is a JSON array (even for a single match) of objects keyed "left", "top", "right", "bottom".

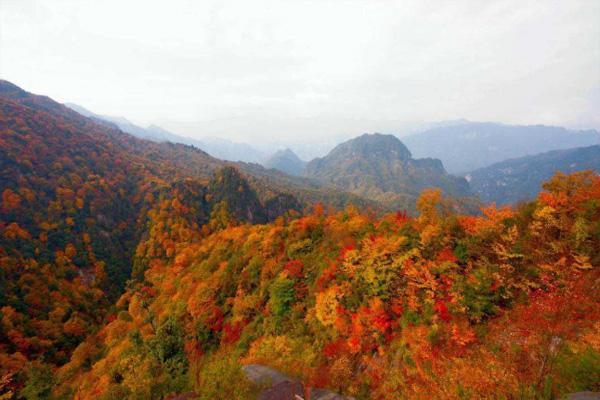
[
  {"left": 468, "top": 145, "right": 600, "bottom": 205},
  {"left": 0, "top": 80, "right": 309, "bottom": 379},
  {"left": 0, "top": 84, "right": 152, "bottom": 372},
  {"left": 403, "top": 121, "right": 600, "bottom": 174},
  {"left": 304, "top": 133, "right": 472, "bottom": 210},
  {"left": 41, "top": 171, "right": 600, "bottom": 400}
]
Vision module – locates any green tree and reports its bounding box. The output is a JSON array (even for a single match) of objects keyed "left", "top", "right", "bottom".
[
  {"left": 269, "top": 274, "right": 296, "bottom": 326},
  {"left": 20, "top": 363, "right": 54, "bottom": 400}
]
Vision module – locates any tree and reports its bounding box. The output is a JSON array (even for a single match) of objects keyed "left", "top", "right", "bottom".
[
  {"left": 269, "top": 274, "right": 296, "bottom": 327},
  {"left": 148, "top": 316, "right": 188, "bottom": 375},
  {"left": 20, "top": 363, "right": 54, "bottom": 400}
]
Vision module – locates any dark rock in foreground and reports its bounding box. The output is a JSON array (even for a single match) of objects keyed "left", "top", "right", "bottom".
[
  {"left": 566, "top": 393, "right": 600, "bottom": 400},
  {"left": 243, "top": 364, "right": 355, "bottom": 400}
]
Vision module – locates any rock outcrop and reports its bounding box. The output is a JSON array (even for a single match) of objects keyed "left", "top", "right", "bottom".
[{"left": 243, "top": 364, "right": 355, "bottom": 400}]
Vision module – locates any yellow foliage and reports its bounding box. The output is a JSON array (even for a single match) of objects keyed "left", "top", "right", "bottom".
[{"left": 315, "top": 285, "right": 342, "bottom": 327}]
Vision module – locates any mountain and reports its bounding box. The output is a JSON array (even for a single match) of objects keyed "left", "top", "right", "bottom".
[
  {"left": 264, "top": 148, "right": 307, "bottom": 176},
  {"left": 0, "top": 80, "right": 374, "bottom": 373},
  {"left": 65, "top": 103, "right": 266, "bottom": 163},
  {"left": 65, "top": 104, "right": 377, "bottom": 211},
  {"left": 2, "top": 80, "right": 599, "bottom": 400},
  {"left": 468, "top": 145, "right": 600, "bottom": 205},
  {"left": 402, "top": 121, "right": 600, "bottom": 174},
  {"left": 304, "top": 133, "right": 471, "bottom": 209}
]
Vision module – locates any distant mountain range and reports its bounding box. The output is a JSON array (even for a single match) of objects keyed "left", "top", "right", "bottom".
[
  {"left": 402, "top": 121, "right": 600, "bottom": 174},
  {"left": 468, "top": 145, "right": 600, "bottom": 205},
  {"left": 304, "top": 133, "right": 472, "bottom": 209},
  {"left": 264, "top": 148, "right": 307, "bottom": 176},
  {"left": 65, "top": 103, "right": 266, "bottom": 163},
  {"left": 56, "top": 95, "right": 375, "bottom": 213},
  {"left": 64, "top": 103, "right": 600, "bottom": 209}
]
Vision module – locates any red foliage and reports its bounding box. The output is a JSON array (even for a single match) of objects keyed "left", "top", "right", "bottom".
[
  {"left": 436, "top": 247, "right": 458, "bottom": 263},
  {"left": 339, "top": 244, "right": 355, "bottom": 260},
  {"left": 395, "top": 210, "right": 409, "bottom": 224},
  {"left": 316, "top": 262, "right": 338, "bottom": 291},
  {"left": 368, "top": 234, "right": 381, "bottom": 242},
  {"left": 140, "top": 286, "right": 157, "bottom": 299},
  {"left": 221, "top": 320, "right": 245, "bottom": 344},
  {"left": 205, "top": 306, "right": 224, "bottom": 332},
  {"left": 434, "top": 300, "right": 451, "bottom": 322},
  {"left": 347, "top": 335, "right": 362, "bottom": 354},
  {"left": 345, "top": 299, "right": 393, "bottom": 354},
  {"left": 538, "top": 191, "right": 567, "bottom": 209},
  {"left": 390, "top": 299, "right": 404, "bottom": 317},
  {"left": 284, "top": 260, "right": 304, "bottom": 279},
  {"left": 323, "top": 338, "right": 350, "bottom": 358}
]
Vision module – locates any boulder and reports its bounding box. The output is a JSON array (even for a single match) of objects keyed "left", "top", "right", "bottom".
[{"left": 242, "top": 364, "right": 355, "bottom": 400}]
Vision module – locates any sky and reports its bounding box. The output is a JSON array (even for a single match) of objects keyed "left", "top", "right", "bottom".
[{"left": 1, "top": 0, "right": 599, "bottom": 143}]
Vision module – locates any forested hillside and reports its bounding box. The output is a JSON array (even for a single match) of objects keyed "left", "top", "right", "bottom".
[
  {"left": 43, "top": 171, "right": 599, "bottom": 400},
  {"left": 468, "top": 145, "right": 600, "bottom": 205},
  {"left": 0, "top": 80, "right": 308, "bottom": 375},
  {"left": 0, "top": 79, "right": 355, "bottom": 371}
]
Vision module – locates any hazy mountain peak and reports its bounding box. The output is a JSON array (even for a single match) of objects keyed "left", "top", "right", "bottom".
[
  {"left": 279, "top": 147, "right": 298, "bottom": 157},
  {"left": 328, "top": 133, "right": 413, "bottom": 161},
  {"left": 264, "top": 148, "right": 306, "bottom": 176}
]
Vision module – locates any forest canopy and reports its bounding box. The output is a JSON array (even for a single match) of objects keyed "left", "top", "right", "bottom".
[{"left": 1, "top": 171, "right": 595, "bottom": 399}]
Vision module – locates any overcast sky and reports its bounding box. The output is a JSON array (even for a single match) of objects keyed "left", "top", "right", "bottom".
[{"left": 1, "top": 0, "right": 599, "bottom": 143}]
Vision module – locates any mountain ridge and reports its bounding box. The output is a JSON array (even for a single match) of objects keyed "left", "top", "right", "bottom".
[
  {"left": 65, "top": 102, "right": 267, "bottom": 163},
  {"left": 402, "top": 121, "right": 600, "bottom": 174},
  {"left": 468, "top": 144, "right": 600, "bottom": 205}
]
